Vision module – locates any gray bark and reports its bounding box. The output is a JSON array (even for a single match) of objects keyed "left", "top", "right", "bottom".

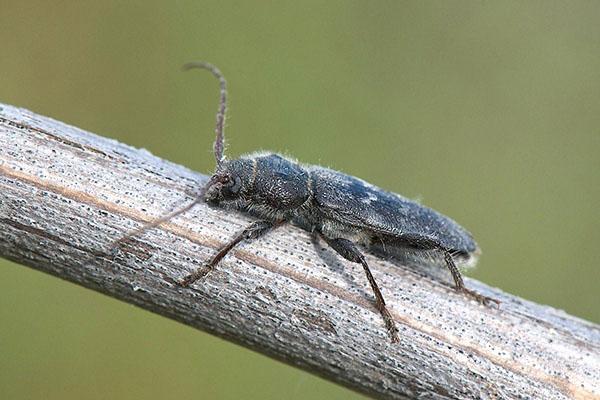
[{"left": 0, "top": 103, "right": 598, "bottom": 400}]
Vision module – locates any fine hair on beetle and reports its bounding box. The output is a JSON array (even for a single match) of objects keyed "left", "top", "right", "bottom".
[{"left": 113, "top": 62, "right": 498, "bottom": 343}]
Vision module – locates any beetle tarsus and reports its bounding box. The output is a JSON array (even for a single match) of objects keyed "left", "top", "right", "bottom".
[
  {"left": 460, "top": 287, "right": 501, "bottom": 308},
  {"left": 179, "top": 265, "right": 213, "bottom": 287}
]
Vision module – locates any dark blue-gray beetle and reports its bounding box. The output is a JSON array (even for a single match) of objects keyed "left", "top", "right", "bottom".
[{"left": 123, "top": 62, "right": 497, "bottom": 343}]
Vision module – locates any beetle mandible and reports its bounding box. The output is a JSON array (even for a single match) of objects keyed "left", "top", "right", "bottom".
[{"left": 118, "top": 62, "right": 498, "bottom": 343}]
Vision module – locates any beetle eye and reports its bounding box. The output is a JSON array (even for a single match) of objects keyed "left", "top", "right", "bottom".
[
  {"left": 230, "top": 176, "right": 242, "bottom": 194},
  {"left": 218, "top": 174, "right": 232, "bottom": 185}
]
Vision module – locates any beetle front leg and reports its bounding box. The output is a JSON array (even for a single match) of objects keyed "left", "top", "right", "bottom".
[
  {"left": 320, "top": 235, "right": 400, "bottom": 344},
  {"left": 179, "top": 220, "right": 283, "bottom": 287}
]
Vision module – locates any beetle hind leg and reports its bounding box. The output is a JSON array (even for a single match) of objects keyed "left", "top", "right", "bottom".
[
  {"left": 383, "top": 233, "right": 500, "bottom": 307},
  {"left": 320, "top": 234, "right": 400, "bottom": 343},
  {"left": 442, "top": 250, "right": 500, "bottom": 307}
]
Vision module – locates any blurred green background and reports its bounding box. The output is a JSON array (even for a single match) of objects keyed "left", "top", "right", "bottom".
[{"left": 1, "top": 1, "right": 598, "bottom": 399}]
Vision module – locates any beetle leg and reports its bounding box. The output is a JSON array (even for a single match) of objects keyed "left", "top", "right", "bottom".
[
  {"left": 179, "top": 220, "right": 283, "bottom": 287},
  {"left": 442, "top": 251, "right": 500, "bottom": 307},
  {"left": 320, "top": 234, "right": 400, "bottom": 343},
  {"left": 391, "top": 233, "right": 499, "bottom": 306}
]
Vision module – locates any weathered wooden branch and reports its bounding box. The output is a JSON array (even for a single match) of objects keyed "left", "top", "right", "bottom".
[{"left": 0, "top": 103, "right": 598, "bottom": 400}]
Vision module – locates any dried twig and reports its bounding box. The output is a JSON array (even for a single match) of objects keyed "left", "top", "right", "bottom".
[{"left": 0, "top": 103, "right": 598, "bottom": 399}]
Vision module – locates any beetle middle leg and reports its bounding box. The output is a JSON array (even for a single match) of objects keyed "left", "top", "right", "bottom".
[
  {"left": 179, "top": 220, "right": 283, "bottom": 287},
  {"left": 320, "top": 234, "right": 400, "bottom": 343}
]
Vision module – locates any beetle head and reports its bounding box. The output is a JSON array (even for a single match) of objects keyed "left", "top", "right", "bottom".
[{"left": 203, "top": 159, "right": 253, "bottom": 206}]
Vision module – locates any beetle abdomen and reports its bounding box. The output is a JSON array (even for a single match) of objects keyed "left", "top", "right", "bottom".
[{"left": 308, "top": 167, "right": 478, "bottom": 255}]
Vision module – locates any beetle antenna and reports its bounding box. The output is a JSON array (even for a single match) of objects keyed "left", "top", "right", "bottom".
[
  {"left": 110, "top": 196, "right": 204, "bottom": 250},
  {"left": 183, "top": 61, "right": 228, "bottom": 168}
]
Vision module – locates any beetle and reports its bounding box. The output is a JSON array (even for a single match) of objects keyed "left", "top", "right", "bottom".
[{"left": 118, "top": 62, "right": 497, "bottom": 343}]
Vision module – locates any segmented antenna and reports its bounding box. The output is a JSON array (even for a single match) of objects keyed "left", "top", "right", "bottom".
[
  {"left": 110, "top": 195, "right": 204, "bottom": 249},
  {"left": 95, "top": 63, "right": 227, "bottom": 256},
  {"left": 182, "top": 61, "right": 228, "bottom": 167}
]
